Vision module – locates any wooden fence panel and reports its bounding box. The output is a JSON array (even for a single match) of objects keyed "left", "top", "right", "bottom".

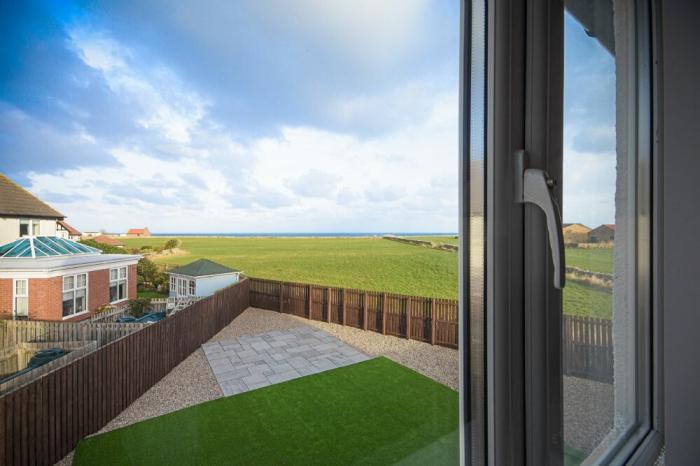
[
  {"left": 0, "top": 279, "right": 250, "bottom": 466},
  {"left": 562, "top": 315, "right": 613, "bottom": 383}
]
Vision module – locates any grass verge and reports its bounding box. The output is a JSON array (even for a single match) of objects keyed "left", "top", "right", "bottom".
[{"left": 74, "top": 357, "right": 459, "bottom": 466}]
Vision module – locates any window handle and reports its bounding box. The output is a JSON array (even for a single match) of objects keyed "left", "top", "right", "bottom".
[{"left": 514, "top": 150, "right": 566, "bottom": 289}]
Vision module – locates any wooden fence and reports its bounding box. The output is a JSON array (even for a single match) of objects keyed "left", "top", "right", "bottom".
[
  {"left": 249, "top": 278, "right": 613, "bottom": 382},
  {"left": 0, "top": 278, "right": 250, "bottom": 466},
  {"left": 249, "top": 278, "right": 459, "bottom": 348},
  {"left": 563, "top": 315, "right": 613, "bottom": 383},
  {"left": 0, "top": 320, "right": 145, "bottom": 349}
]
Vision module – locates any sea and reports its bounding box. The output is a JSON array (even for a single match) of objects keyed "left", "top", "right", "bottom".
[{"left": 151, "top": 232, "right": 457, "bottom": 238}]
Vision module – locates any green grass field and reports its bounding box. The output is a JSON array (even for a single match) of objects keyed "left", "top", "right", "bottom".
[
  {"left": 73, "top": 357, "right": 459, "bottom": 466},
  {"left": 125, "top": 236, "right": 458, "bottom": 299},
  {"left": 126, "top": 236, "right": 612, "bottom": 318},
  {"left": 566, "top": 247, "right": 613, "bottom": 274}
]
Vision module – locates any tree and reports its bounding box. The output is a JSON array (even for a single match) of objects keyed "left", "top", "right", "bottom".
[
  {"left": 137, "top": 257, "right": 167, "bottom": 291},
  {"left": 164, "top": 238, "right": 181, "bottom": 250}
]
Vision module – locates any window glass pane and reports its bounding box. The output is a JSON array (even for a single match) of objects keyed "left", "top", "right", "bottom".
[
  {"left": 77, "top": 274, "right": 87, "bottom": 288},
  {"left": 118, "top": 281, "right": 126, "bottom": 300},
  {"left": 562, "top": 2, "right": 641, "bottom": 463},
  {"left": 15, "top": 296, "right": 28, "bottom": 317},
  {"left": 189, "top": 280, "right": 195, "bottom": 295},
  {"left": 110, "top": 284, "right": 118, "bottom": 303},
  {"left": 75, "top": 289, "right": 86, "bottom": 313},
  {"left": 119, "top": 267, "right": 127, "bottom": 279},
  {"left": 63, "top": 276, "right": 74, "bottom": 291},
  {"left": 467, "top": 0, "right": 487, "bottom": 463},
  {"left": 15, "top": 279, "right": 27, "bottom": 295},
  {"left": 32, "top": 220, "right": 40, "bottom": 235},
  {"left": 110, "top": 269, "right": 118, "bottom": 281},
  {"left": 19, "top": 221, "right": 29, "bottom": 237},
  {"left": 63, "top": 291, "right": 75, "bottom": 316}
]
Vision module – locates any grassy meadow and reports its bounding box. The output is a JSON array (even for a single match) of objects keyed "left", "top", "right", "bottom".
[
  {"left": 124, "top": 236, "right": 458, "bottom": 299},
  {"left": 125, "top": 236, "right": 613, "bottom": 318}
]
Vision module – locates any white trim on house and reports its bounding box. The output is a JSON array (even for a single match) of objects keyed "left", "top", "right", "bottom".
[
  {"left": 12, "top": 278, "right": 28, "bottom": 318},
  {"left": 62, "top": 272, "right": 88, "bottom": 319},
  {"left": 168, "top": 271, "right": 241, "bottom": 281},
  {"left": 109, "top": 265, "right": 129, "bottom": 304},
  {"left": 0, "top": 254, "right": 140, "bottom": 279}
]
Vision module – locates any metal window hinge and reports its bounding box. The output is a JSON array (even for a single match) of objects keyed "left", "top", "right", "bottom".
[{"left": 514, "top": 149, "right": 566, "bottom": 289}]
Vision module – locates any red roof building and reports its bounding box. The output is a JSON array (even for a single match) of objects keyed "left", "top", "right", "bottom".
[{"left": 126, "top": 228, "right": 151, "bottom": 237}]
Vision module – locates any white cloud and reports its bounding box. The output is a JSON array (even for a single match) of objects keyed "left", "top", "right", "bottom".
[
  {"left": 70, "top": 28, "right": 207, "bottom": 145},
  {"left": 24, "top": 25, "right": 459, "bottom": 233}
]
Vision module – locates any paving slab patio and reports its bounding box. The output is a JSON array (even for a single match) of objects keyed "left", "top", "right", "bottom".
[{"left": 202, "top": 326, "right": 370, "bottom": 395}]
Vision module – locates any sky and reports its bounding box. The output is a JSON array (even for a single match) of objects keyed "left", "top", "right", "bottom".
[
  {"left": 0, "top": 2, "right": 614, "bottom": 234},
  {"left": 563, "top": 12, "right": 617, "bottom": 228}
]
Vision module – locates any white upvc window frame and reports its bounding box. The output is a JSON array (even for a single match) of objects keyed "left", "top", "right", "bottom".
[
  {"left": 62, "top": 273, "right": 88, "bottom": 319},
  {"left": 13, "top": 278, "right": 28, "bottom": 318},
  {"left": 188, "top": 279, "right": 196, "bottom": 296},
  {"left": 109, "top": 266, "right": 128, "bottom": 304},
  {"left": 19, "top": 218, "right": 40, "bottom": 237}
]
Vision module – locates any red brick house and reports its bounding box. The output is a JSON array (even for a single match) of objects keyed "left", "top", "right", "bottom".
[
  {"left": 0, "top": 236, "right": 140, "bottom": 321},
  {"left": 0, "top": 174, "right": 140, "bottom": 321}
]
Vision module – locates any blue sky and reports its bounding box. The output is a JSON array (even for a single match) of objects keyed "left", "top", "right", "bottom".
[
  {"left": 0, "top": 2, "right": 613, "bottom": 233},
  {"left": 563, "top": 11, "right": 617, "bottom": 228}
]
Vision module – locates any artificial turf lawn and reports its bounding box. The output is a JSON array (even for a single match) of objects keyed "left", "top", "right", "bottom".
[{"left": 73, "top": 357, "right": 459, "bottom": 466}]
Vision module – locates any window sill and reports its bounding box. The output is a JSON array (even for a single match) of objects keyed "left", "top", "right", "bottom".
[
  {"left": 109, "top": 298, "right": 129, "bottom": 305},
  {"left": 62, "top": 310, "right": 89, "bottom": 321}
]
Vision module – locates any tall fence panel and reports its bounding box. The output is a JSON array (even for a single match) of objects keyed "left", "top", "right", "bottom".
[
  {"left": 0, "top": 278, "right": 250, "bottom": 466},
  {"left": 249, "top": 278, "right": 613, "bottom": 377},
  {"left": 249, "top": 278, "right": 459, "bottom": 348},
  {"left": 563, "top": 315, "right": 613, "bottom": 383}
]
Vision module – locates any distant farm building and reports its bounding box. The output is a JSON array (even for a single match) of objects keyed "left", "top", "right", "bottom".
[
  {"left": 588, "top": 224, "right": 615, "bottom": 243},
  {"left": 126, "top": 227, "right": 151, "bottom": 238},
  {"left": 562, "top": 223, "right": 591, "bottom": 244},
  {"left": 92, "top": 235, "right": 125, "bottom": 248},
  {"left": 168, "top": 259, "right": 241, "bottom": 299}
]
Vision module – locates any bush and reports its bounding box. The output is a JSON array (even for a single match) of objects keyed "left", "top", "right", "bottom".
[
  {"left": 140, "top": 245, "right": 153, "bottom": 251},
  {"left": 79, "top": 239, "right": 125, "bottom": 255},
  {"left": 128, "top": 298, "right": 151, "bottom": 318},
  {"left": 164, "top": 238, "right": 181, "bottom": 250}
]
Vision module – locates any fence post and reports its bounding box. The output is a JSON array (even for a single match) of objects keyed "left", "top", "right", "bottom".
[
  {"left": 279, "top": 282, "right": 284, "bottom": 313},
  {"left": 381, "top": 293, "right": 387, "bottom": 334},
  {"left": 326, "top": 288, "right": 332, "bottom": 323},
  {"left": 307, "top": 285, "right": 311, "bottom": 319},
  {"left": 406, "top": 297, "right": 412, "bottom": 340},
  {"left": 430, "top": 298, "right": 436, "bottom": 345},
  {"left": 341, "top": 289, "right": 347, "bottom": 326},
  {"left": 363, "top": 292, "right": 368, "bottom": 331}
]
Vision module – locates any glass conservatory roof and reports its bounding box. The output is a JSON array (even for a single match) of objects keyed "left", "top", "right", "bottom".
[{"left": 0, "top": 236, "right": 102, "bottom": 258}]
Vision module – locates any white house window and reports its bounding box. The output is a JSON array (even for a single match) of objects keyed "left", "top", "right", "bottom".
[
  {"left": 178, "top": 278, "right": 187, "bottom": 297},
  {"left": 109, "top": 266, "right": 128, "bottom": 303},
  {"left": 13, "top": 279, "right": 28, "bottom": 317},
  {"left": 63, "top": 273, "right": 87, "bottom": 318},
  {"left": 189, "top": 280, "right": 196, "bottom": 296},
  {"left": 170, "top": 275, "right": 176, "bottom": 292},
  {"left": 19, "top": 219, "right": 40, "bottom": 237}
]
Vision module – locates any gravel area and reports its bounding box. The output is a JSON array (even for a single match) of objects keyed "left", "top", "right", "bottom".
[
  {"left": 56, "top": 307, "right": 457, "bottom": 465},
  {"left": 563, "top": 375, "right": 614, "bottom": 454}
]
